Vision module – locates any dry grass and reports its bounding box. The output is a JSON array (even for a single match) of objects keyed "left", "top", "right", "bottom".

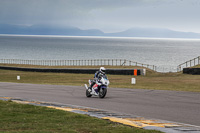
[
  {"left": 191, "top": 65, "right": 200, "bottom": 68},
  {"left": 0, "top": 64, "right": 200, "bottom": 92}
]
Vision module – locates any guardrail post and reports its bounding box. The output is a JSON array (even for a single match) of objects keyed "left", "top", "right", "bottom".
[{"left": 198, "top": 56, "right": 200, "bottom": 64}]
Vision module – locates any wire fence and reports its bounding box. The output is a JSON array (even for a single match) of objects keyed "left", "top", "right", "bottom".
[
  {"left": 0, "top": 59, "right": 157, "bottom": 71},
  {"left": 177, "top": 56, "right": 200, "bottom": 72}
]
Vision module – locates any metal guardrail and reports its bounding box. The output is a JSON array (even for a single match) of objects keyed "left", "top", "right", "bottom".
[
  {"left": 0, "top": 59, "right": 157, "bottom": 71},
  {"left": 177, "top": 56, "right": 200, "bottom": 72}
]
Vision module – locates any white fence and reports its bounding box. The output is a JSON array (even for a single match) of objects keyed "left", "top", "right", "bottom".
[
  {"left": 0, "top": 59, "right": 157, "bottom": 71},
  {"left": 177, "top": 56, "right": 200, "bottom": 72}
]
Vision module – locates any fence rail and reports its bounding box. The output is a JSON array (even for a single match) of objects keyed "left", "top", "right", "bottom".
[
  {"left": 0, "top": 59, "right": 157, "bottom": 71},
  {"left": 177, "top": 56, "right": 200, "bottom": 72}
]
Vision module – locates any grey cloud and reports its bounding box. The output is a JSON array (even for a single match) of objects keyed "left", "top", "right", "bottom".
[{"left": 0, "top": 0, "right": 200, "bottom": 33}]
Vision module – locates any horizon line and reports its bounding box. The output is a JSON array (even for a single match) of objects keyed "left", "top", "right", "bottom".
[{"left": 1, "top": 34, "right": 200, "bottom": 40}]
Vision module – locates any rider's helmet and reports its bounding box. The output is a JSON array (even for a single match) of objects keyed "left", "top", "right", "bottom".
[{"left": 100, "top": 67, "right": 106, "bottom": 74}]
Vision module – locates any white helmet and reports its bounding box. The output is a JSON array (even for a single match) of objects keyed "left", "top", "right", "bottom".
[{"left": 100, "top": 67, "right": 106, "bottom": 74}]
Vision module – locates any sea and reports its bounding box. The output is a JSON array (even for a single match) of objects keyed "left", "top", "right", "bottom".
[{"left": 0, "top": 35, "right": 200, "bottom": 72}]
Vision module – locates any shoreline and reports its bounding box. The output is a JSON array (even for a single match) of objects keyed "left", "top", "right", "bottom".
[{"left": 1, "top": 34, "right": 200, "bottom": 40}]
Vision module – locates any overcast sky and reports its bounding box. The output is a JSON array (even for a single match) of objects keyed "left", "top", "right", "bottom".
[{"left": 0, "top": 0, "right": 200, "bottom": 33}]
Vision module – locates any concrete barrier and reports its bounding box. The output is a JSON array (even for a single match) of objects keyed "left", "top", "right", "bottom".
[
  {"left": 0, "top": 66, "right": 144, "bottom": 75},
  {"left": 183, "top": 68, "right": 200, "bottom": 75}
]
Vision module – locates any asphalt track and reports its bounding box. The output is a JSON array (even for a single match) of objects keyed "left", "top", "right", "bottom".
[{"left": 0, "top": 82, "right": 200, "bottom": 127}]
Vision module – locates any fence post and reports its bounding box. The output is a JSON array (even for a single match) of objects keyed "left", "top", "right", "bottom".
[{"left": 198, "top": 56, "right": 200, "bottom": 64}]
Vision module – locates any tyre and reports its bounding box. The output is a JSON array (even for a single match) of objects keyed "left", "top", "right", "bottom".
[
  {"left": 86, "top": 89, "right": 92, "bottom": 97},
  {"left": 99, "top": 87, "right": 107, "bottom": 98}
]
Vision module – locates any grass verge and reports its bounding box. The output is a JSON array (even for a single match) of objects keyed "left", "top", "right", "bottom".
[
  {"left": 0, "top": 68, "right": 200, "bottom": 92},
  {"left": 0, "top": 64, "right": 200, "bottom": 92},
  {"left": 191, "top": 65, "right": 200, "bottom": 68},
  {"left": 0, "top": 100, "right": 161, "bottom": 133}
]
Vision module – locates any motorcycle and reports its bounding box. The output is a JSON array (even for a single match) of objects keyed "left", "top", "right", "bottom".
[{"left": 85, "top": 75, "right": 109, "bottom": 98}]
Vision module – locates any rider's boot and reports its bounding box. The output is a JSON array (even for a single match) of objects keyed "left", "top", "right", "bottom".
[{"left": 88, "top": 86, "right": 92, "bottom": 92}]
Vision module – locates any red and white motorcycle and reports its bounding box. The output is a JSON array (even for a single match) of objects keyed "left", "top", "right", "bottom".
[{"left": 85, "top": 75, "right": 109, "bottom": 98}]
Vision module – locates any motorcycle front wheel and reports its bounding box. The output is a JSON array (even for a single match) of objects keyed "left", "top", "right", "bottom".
[{"left": 99, "top": 87, "right": 107, "bottom": 98}]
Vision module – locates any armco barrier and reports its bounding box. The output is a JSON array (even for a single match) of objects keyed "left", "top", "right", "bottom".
[
  {"left": 183, "top": 68, "right": 200, "bottom": 75},
  {"left": 0, "top": 66, "right": 144, "bottom": 75}
]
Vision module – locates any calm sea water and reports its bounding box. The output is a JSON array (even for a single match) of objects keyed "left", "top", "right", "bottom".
[{"left": 0, "top": 35, "right": 200, "bottom": 72}]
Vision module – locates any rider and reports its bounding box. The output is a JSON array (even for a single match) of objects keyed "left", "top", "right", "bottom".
[{"left": 88, "top": 67, "right": 106, "bottom": 92}]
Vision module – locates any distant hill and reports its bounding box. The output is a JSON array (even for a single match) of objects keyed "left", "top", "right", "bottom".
[
  {"left": 1, "top": 24, "right": 200, "bottom": 38},
  {"left": 106, "top": 27, "right": 200, "bottom": 38},
  {"left": 0, "top": 24, "right": 104, "bottom": 36}
]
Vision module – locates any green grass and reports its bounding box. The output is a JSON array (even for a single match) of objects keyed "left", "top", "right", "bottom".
[{"left": 0, "top": 100, "right": 161, "bottom": 133}]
